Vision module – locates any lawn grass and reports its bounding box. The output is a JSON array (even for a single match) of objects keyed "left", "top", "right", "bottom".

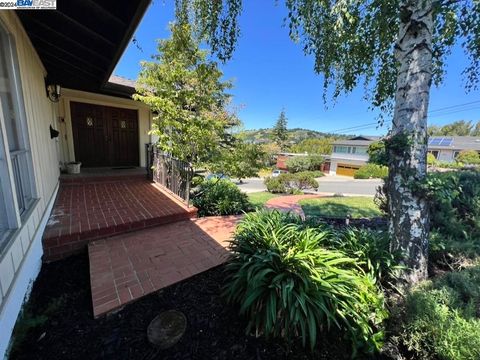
[
  {"left": 248, "top": 192, "right": 281, "bottom": 209},
  {"left": 299, "top": 196, "right": 382, "bottom": 218}
]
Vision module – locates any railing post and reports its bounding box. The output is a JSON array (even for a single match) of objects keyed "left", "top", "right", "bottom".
[{"left": 185, "top": 164, "right": 191, "bottom": 207}]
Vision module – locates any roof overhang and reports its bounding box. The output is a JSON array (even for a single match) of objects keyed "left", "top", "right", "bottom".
[{"left": 16, "top": 0, "right": 150, "bottom": 98}]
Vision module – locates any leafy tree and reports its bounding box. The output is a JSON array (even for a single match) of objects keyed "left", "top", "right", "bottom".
[
  {"left": 429, "top": 120, "right": 480, "bottom": 136},
  {"left": 291, "top": 138, "right": 334, "bottom": 155},
  {"left": 211, "top": 141, "right": 265, "bottom": 182},
  {"left": 427, "top": 125, "right": 442, "bottom": 137},
  {"left": 261, "top": 142, "right": 281, "bottom": 166},
  {"left": 285, "top": 156, "right": 312, "bottom": 173},
  {"left": 367, "top": 141, "right": 388, "bottom": 167},
  {"left": 440, "top": 120, "right": 473, "bottom": 136},
  {"left": 456, "top": 150, "right": 480, "bottom": 165},
  {"left": 175, "top": 0, "right": 480, "bottom": 285},
  {"left": 134, "top": 24, "right": 238, "bottom": 165},
  {"left": 472, "top": 122, "right": 480, "bottom": 137},
  {"left": 272, "top": 110, "right": 288, "bottom": 149},
  {"left": 285, "top": 155, "right": 324, "bottom": 173}
]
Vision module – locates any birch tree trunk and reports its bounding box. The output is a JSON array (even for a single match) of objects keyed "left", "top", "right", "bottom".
[{"left": 388, "top": 0, "right": 433, "bottom": 285}]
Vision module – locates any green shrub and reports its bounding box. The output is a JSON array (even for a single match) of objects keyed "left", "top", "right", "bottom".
[
  {"left": 427, "top": 152, "right": 437, "bottom": 165},
  {"left": 285, "top": 156, "right": 312, "bottom": 173},
  {"left": 456, "top": 150, "right": 480, "bottom": 165},
  {"left": 224, "top": 210, "right": 387, "bottom": 354},
  {"left": 429, "top": 231, "right": 480, "bottom": 268},
  {"left": 296, "top": 170, "right": 324, "bottom": 178},
  {"left": 325, "top": 228, "right": 400, "bottom": 284},
  {"left": 285, "top": 155, "right": 324, "bottom": 173},
  {"left": 264, "top": 173, "right": 319, "bottom": 194},
  {"left": 191, "top": 179, "right": 252, "bottom": 216},
  {"left": 264, "top": 176, "right": 286, "bottom": 193},
  {"left": 353, "top": 164, "right": 388, "bottom": 179},
  {"left": 424, "top": 170, "right": 480, "bottom": 241},
  {"left": 400, "top": 266, "right": 480, "bottom": 360}
]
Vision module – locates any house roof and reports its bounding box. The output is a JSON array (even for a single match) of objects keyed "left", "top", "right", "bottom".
[
  {"left": 428, "top": 136, "right": 480, "bottom": 151},
  {"left": 16, "top": 0, "right": 151, "bottom": 98},
  {"left": 333, "top": 135, "right": 381, "bottom": 146}
]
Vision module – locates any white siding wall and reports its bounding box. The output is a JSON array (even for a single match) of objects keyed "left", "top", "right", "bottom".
[
  {"left": 0, "top": 12, "right": 60, "bottom": 358},
  {"left": 58, "top": 89, "right": 152, "bottom": 168}
]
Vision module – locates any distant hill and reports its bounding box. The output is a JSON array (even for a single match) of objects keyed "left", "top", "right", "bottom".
[{"left": 240, "top": 128, "right": 350, "bottom": 145}]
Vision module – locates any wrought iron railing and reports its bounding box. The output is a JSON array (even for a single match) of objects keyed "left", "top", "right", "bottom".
[{"left": 146, "top": 144, "right": 193, "bottom": 206}]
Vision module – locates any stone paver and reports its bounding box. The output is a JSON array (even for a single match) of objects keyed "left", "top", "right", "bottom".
[
  {"left": 88, "top": 215, "right": 241, "bottom": 317},
  {"left": 265, "top": 194, "right": 325, "bottom": 218},
  {"left": 43, "top": 177, "right": 196, "bottom": 261}
]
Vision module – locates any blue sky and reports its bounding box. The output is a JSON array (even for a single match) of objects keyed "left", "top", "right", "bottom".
[{"left": 114, "top": 1, "right": 480, "bottom": 136}]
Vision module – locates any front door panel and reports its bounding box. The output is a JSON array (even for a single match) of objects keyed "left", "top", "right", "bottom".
[{"left": 70, "top": 102, "right": 139, "bottom": 167}]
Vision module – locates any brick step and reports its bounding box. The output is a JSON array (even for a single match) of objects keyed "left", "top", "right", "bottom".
[
  {"left": 43, "top": 209, "right": 197, "bottom": 262},
  {"left": 89, "top": 216, "right": 240, "bottom": 317},
  {"left": 42, "top": 178, "right": 197, "bottom": 262},
  {"left": 60, "top": 173, "right": 147, "bottom": 185}
]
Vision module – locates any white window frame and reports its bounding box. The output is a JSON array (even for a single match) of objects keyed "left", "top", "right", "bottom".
[{"left": 0, "top": 20, "right": 37, "bottom": 252}]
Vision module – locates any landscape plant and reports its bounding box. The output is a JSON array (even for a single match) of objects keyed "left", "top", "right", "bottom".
[
  {"left": 354, "top": 164, "right": 388, "bottom": 179},
  {"left": 191, "top": 179, "right": 252, "bottom": 216},
  {"left": 427, "top": 153, "right": 437, "bottom": 166},
  {"left": 224, "top": 210, "right": 387, "bottom": 354},
  {"left": 456, "top": 150, "right": 480, "bottom": 165},
  {"left": 285, "top": 155, "right": 324, "bottom": 173},
  {"left": 264, "top": 172, "right": 318, "bottom": 194},
  {"left": 398, "top": 267, "right": 480, "bottom": 360}
]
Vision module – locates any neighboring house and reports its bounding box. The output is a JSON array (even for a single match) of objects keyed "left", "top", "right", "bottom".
[
  {"left": 329, "top": 136, "right": 380, "bottom": 176},
  {"left": 329, "top": 135, "right": 480, "bottom": 176},
  {"left": 427, "top": 136, "right": 480, "bottom": 162},
  {"left": 0, "top": 2, "right": 151, "bottom": 357}
]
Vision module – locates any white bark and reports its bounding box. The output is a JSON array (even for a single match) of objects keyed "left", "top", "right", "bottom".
[{"left": 389, "top": 0, "right": 433, "bottom": 285}]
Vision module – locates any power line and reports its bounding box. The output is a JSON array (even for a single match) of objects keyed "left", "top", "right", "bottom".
[
  {"left": 428, "top": 100, "right": 480, "bottom": 114},
  {"left": 328, "top": 99, "right": 480, "bottom": 134}
]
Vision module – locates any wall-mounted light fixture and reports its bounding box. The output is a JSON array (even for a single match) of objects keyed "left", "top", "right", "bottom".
[
  {"left": 45, "top": 77, "right": 61, "bottom": 102},
  {"left": 46, "top": 83, "right": 61, "bottom": 102}
]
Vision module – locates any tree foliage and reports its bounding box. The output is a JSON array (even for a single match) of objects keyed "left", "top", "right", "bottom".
[
  {"left": 176, "top": 0, "right": 480, "bottom": 110},
  {"left": 272, "top": 109, "right": 289, "bottom": 149},
  {"left": 367, "top": 141, "right": 388, "bottom": 166},
  {"left": 428, "top": 120, "right": 480, "bottom": 137},
  {"left": 456, "top": 150, "right": 480, "bottom": 165},
  {"left": 210, "top": 141, "right": 266, "bottom": 181},
  {"left": 134, "top": 23, "right": 238, "bottom": 165},
  {"left": 291, "top": 137, "right": 334, "bottom": 155}
]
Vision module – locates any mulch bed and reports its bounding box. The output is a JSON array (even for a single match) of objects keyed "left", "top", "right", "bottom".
[{"left": 8, "top": 251, "right": 374, "bottom": 360}]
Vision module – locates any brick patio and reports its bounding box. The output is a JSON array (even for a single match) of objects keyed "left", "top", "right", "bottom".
[
  {"left": 88, "top": 216, "right": 240, "bottom": 317},
  {"left": 42, "top": 176, "right": 196, "bottom": 261}
]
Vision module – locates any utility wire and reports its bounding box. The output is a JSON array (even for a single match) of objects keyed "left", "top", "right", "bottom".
[{"left": 328, "top": 100, "right": 480, "bottom": 134}]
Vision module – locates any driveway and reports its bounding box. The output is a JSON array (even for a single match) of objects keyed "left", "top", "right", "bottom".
[{"left": 235, "top": 175, "right": 382, "bottom": 196}]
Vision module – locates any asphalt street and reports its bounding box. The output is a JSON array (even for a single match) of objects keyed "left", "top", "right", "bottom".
[{"left": 236, "top": 175, "right": 382, "bottom": 196}]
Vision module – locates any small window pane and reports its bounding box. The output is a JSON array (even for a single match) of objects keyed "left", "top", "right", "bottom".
[{"left": 0, "top": 30, "right": 20, "bottom": 151}]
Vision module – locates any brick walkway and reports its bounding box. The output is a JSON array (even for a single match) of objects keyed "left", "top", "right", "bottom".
[
  {"left": 88, "top": 216, "right": 241, "bottom": 317},
  {"left": 43, "top": 178, "right": 196, "bottom": 261},
  {"left": 265, "top": 194, "right": 325, "bottom": 218}
]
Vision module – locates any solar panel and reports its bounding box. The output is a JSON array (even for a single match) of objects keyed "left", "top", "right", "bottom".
[
  {"left": 429, "top": 138, "right": 442, "bottom": 145},
  {"left": 439, "top": 137, "right": 453, "bottom": 146}
]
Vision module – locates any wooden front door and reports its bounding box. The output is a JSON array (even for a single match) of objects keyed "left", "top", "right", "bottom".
[{"left": 70, "top": 102, "right": 139, "bottom": 167}]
